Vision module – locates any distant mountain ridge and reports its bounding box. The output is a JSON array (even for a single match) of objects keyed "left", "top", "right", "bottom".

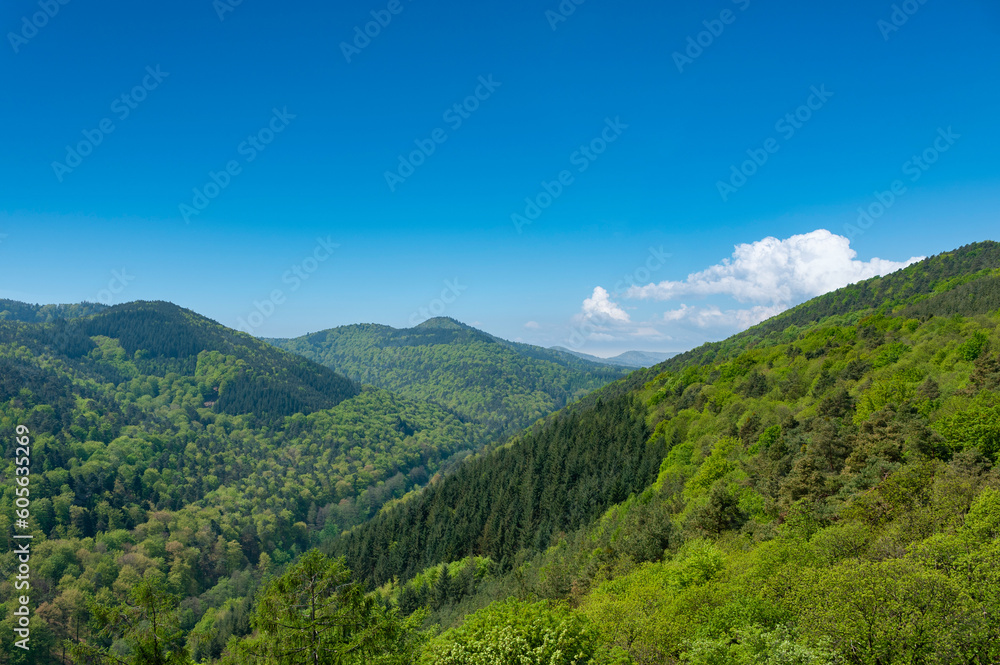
[
  {"left": 268, "top": 317, "right": 629, "bottom": 439},
  {"left": 551, "top": 346, "right": 678, "bottom": 368}
]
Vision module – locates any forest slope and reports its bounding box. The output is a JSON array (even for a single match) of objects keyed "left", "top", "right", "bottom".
[
  {"left": 0, "top": 301, "right": 492, "bottom": 661},
  {"left": 269, "top": 317, "right": 628, "bottom": 439},
  {"left": 332, "top": 241, "right": 1000, "bottom": 664}
]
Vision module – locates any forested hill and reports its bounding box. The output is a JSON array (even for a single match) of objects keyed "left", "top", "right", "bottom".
[
  {"left": 269, "top": 317, "right": 628, "bottom": 438},
  {"left": 0, "top": 300, "right": 499, "bottom": 662},
  {"left": 329, "top": 240, "right": 1000, "bottom": 663},
  {"left": 3, "top": 300, "right": 361, "bottom": 421}
]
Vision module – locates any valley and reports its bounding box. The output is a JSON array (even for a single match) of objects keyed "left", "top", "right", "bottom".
[{"left": 2, "top": 242, "right": 1000, "bottom": 663}]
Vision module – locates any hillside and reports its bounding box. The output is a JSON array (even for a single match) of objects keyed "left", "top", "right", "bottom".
[
  {"left": 269, "top": 317, "right": 628, "bottom": 439},
  {"left": 328, "top": 241, "right": 1000, "bottom": 663},
  {"left": 0, "top": 301, "right": 492, "bottom": 661},
  {"left": 7, "top": 242, "right": 1000, "bottom": 664}
]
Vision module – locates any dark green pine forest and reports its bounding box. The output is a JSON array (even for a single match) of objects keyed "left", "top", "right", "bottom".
[{"left": 3, "top": 241, "right": 1000, "bottom": 664}]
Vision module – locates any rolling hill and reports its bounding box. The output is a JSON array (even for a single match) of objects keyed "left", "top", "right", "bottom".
[
  {"left": 551, "top": 346, "right": 678, "bottom": 368},
  {"left": 0, "top": 301, "right": 493, "bottom": 660},
  {"left": 268, "top": 317, "right": 629, "bottom": 439}
]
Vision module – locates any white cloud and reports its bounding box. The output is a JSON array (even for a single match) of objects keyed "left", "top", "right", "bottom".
[
  {"left": 566, "top": 229, "right": 922, "bottom": 354},
  {"left": 629, "top": 326, "right": 670, "bottom": 339},
  {"left": 663, "top": 304, "right": 694, "bottom": 322},
  {"left": 664, "top": 304, "right": 788, "bottom": 329},
  {"left": 627, "top": 229, "right": 923, "bottom": 305},
  {"left": 524, "top": 321, "right": 541, "bottom": 329},
  {"left": 581, "top": 286, "right": 630, "bottom": 322}
]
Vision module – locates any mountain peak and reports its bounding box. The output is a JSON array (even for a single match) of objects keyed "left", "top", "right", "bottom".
[{"left": 411, "top": 317, "right": 471, "bottom": 331}]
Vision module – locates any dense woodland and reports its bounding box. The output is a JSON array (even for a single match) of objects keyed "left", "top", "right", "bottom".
[
  {"left": 0, "top": 303, "right": 494, "bottom": 662},
  {"left": 2, "top": 242, "right": 1000, "bottom": 663},
  {"left": 269, "top": 318, "right": 627, "bottom": 440}
]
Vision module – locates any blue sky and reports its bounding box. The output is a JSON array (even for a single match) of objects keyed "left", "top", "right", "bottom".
[{"left": 1, "top": 0, "right": 998, "bottom": 355}]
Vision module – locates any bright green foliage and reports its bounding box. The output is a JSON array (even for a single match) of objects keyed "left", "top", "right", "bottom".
[
  {"left": 683, "top": 624, "right": 838, "bottom": 665},
  {"left": 853, "top": 375, "right": 916, "bottom": 424},
  {"left": 389, "top": 557, "right": 494, "bottom": 616},
  {"left": 582, "top": 541, "right": 727, "bottom": 662},
  {"left": 7, "top": 242, "right": 1000, "bottom": 664},
  {"left": 372, "top": 243, "right": 1000, "bottom": 664},
  {"left": 959, "top": 330, "right": 990, "bottom": 361},
  {"left": 872, "top": 341, "right": 910, "bottom": 368},
  {"left": 420, "top": 599, "right": 614, "bottom": 665},
  {"left": 796, "top": 558, "right": 991, "bottom": 663},
  {"left": 70, "top": 572, "right": 191, "bottom": 665},
  {"left": 935, "top": 396, "right": 1000, "bottom": 460},
  {"left": 228, "top": 550, "right": 421, "bottom": 665},
  {"left": 684, "top": 437, "right": 742, "bottom": 497}
]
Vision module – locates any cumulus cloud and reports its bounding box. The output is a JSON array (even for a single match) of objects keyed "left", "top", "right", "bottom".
[
  {"left": 569, "top": 229, "right": 922, "bottom": 352},
  {"left": 524, "top": 321, "right": 541, "bottom": 329},
  {"left": 662, "top": 304, "right": 694, "bottom": 322},
  {"left": 582, "top": 286, "right": 630, "bottom": 322},
  {"left": 664, "top": 304, "right": 788, "bottom": 329},
  {"left": 627, "top": 230, "right": 923, "bottom": 305}
]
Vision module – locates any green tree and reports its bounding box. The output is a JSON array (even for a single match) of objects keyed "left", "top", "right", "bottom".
[
  {"left": 421, "top": 598, "right": 616, "bottom": 665},
  {"left": 231, "top": 550, "right": 421, "bottom": 665},
  {"left": 433, "top": 564, "right": 452, "bottom": 610},
  {"left": 70, "top": 572, "right": 191, "bottom": 665}
]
